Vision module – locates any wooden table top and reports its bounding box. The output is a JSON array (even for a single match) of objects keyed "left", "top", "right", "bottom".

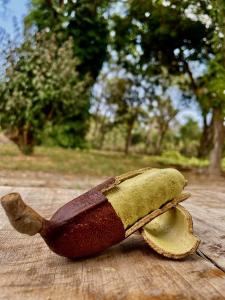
[{"left": 0, "top": 183, "right": 225, "bottom": 300}]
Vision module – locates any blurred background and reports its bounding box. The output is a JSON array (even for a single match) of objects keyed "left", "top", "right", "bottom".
[{"left": 0, "top": 0, "right": 225, "bottom": 189}]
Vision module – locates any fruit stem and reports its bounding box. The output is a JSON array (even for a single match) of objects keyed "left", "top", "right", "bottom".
[{"left": 1, "top": 192, "right": 44, "bottom": 236}]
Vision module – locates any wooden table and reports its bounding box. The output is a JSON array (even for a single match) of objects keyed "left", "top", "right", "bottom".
[{"left": 0, "top": 184, "right": 225, "bottom": 300}]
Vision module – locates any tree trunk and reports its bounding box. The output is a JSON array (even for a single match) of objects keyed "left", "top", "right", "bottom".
[
  {"left": 92, "top": 102, "right": 102, "bottom": 140},
  {"left": 124, "top": 122, "right": 134, "bottom": 155},
  {"left": 97, "top": 127, "right": 106, "bottom": 150},
  {"left": 208, "top": 108, "right": 225, "bottom": 176},
  {"left": 6, "top": 127, "right": 34, "bottom": 155},
  {"left": 155, "top": 129, "right": 166, "bottom": 155},
  {"left": 198, "top": 114, "right": 213, "bottom": 158},
  {"left": 18, "top": 139, "right": 34, "bottom": 155},
  {"left": 145, "top": 125, "right": 152, "bottom": 154}
]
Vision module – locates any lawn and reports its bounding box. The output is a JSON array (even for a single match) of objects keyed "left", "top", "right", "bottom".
[{"left": 0, "top": 144, "right": 211, "bottom": 177}]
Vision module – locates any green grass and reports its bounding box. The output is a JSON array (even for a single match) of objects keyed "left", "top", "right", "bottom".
[
  {"left": 152, "top": 150, "right": 208, "bottom": 169},
  {"left": 0, "top": 144, "right": 211, "bottom": 177}
]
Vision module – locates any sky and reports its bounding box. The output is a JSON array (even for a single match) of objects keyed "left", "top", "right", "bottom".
[
  {"left": 0, "top": 0, "right": 202, "bottom": 126},
  {"left": 0, "top": 0, "right": 28, "bottom": 36}
]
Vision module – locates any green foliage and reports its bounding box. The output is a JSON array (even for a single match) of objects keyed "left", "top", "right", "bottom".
[
  {"left": 179, "top": 117, "right": 201, "bottom": 157},
  {"left": 151, "top": 96, "right": 178, "bottom": 154},
  {"left": 25, "top": 0, "right": 109, "bottom": 80},
  {"left": 0, "top": 32, "right": 90, "bottom": 154},
  {"left": 107, "top": 0, "right": 215, "bottom": 159},
  {"left": 199, "top": 0, "right": 225, "bottom": 113},
  {"left": 179, "top": 118, "right": 201, "bottom": 141},
  {"left": 154, "top": 150, "right": 208, "bottom": 169},
  {"left": 131, "top": 130, "right": 145, "bottom": 145},
  {"left": 197, "top": 56, "right": 225, "bottom": 115},
  {"left": 104, "top": 76, "right": 148, "bottom": 124},
  {"left": 102, "top": 75, "right": 152, "bottom": 153},
  {"left": 2, "top": 0, "right": 225, "bottom": 168},
  {"left": 207, "top": 57, "right": 225, "bottom": 110},
  {"left": 112, "top": 0, "right": 212, "bottom": 75},
  {"left": 41, "top": 122, "right": 88, "bottom": 149}
]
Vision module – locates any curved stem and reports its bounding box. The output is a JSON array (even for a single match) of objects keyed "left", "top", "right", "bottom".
[{"left": 1, "top": 193, "right": 45, "bottom": 236}]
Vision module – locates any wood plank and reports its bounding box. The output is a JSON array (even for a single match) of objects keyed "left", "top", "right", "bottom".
[
  {"left": 0, "top": 186, "right": 225, "bottom": 300},
  {"left": 184, "top": 186, "right": 225, "bottom": 271}
]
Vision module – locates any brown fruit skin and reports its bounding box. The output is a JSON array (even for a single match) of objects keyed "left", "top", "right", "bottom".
[{"left": 40, "top": 178, "right": 125, "bottom": 259}]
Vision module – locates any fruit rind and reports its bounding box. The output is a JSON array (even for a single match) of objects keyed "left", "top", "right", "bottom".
[{"left": 140, "top": 204, "right": 200, "bottom": 259}]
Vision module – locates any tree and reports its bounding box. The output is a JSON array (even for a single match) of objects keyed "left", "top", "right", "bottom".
[
  {"left": 24, "top": 0, "right": 109, "bottom": 81},
  {"left": 206, "top": 0, "right": 225, "bottom": 175},
  {"left": 0, "top": 32, "right": 89, "bottom": 154},
  {"left": 112, "top": 0, "right": 212, "bottom": 74},
  {"left": 104, "top": 75, "right": 151, "bottom": 154},
  {"left": 24, "top": 0, "right": 110, "bottom": 147},
  {"left": 192, "top": 0, "right": 225, "bottom": 174},
  {"left": 111, "top": 0, "right": 214, "bottom": 156},
  {"left": 151, "top": 96, "right": 178, "bottom": 155},
  {"left": 195, "top": 84, "right": 213, "bottom": 158},
  {"left": 179, "top": 117, "right": 201, "bottom": 157},
  {"left": 205, "top": 57, "right": 225, "bottom": 175},
  {"left": 90, "top": 86, "right": 115, "bottom": 150}
]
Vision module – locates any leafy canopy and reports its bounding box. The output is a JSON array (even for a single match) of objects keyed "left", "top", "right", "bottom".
[
  {"left": 25, "top": 0, "right": 110, "bottom": 80},
  {"left": 112, "top": 0, "right": 213, "bottom": 77},
  {"left": 0, "top": 32, "right": 90, "bottom": 153}
]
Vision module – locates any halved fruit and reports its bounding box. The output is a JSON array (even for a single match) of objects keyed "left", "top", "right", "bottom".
[{"left": 140, "top": 204, "right": 200, "bottom": 259}]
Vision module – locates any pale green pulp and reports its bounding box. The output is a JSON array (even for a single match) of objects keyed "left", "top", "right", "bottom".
[
  {"left": 105, "top": 168, "right": 186, "bottom": 229},
  {"left": 142, "top": 205, "right": 198, "bottom": 256}
]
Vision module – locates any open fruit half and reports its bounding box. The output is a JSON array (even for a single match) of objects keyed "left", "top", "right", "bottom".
[
  {"left": 1, "top": 168, "right": 200, "bottom": 259},
  {"left": 140, "top": 204, "right": 200, "bottom": 259}
]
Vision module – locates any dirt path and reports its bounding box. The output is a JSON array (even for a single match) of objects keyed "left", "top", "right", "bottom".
[
  {"left": 0, "top": 170, "right": 104, "bottom": 190},
  {"left": 0, "top": 169, "right": 224, "bottom": 193}
]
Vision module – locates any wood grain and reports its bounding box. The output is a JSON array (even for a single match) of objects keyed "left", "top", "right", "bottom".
[
  {"left": 185, "top": 186, "right": 225, "bottom": 272},
  {"left": 0, "top": 185, "right": 225, "bottom": 300}
]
